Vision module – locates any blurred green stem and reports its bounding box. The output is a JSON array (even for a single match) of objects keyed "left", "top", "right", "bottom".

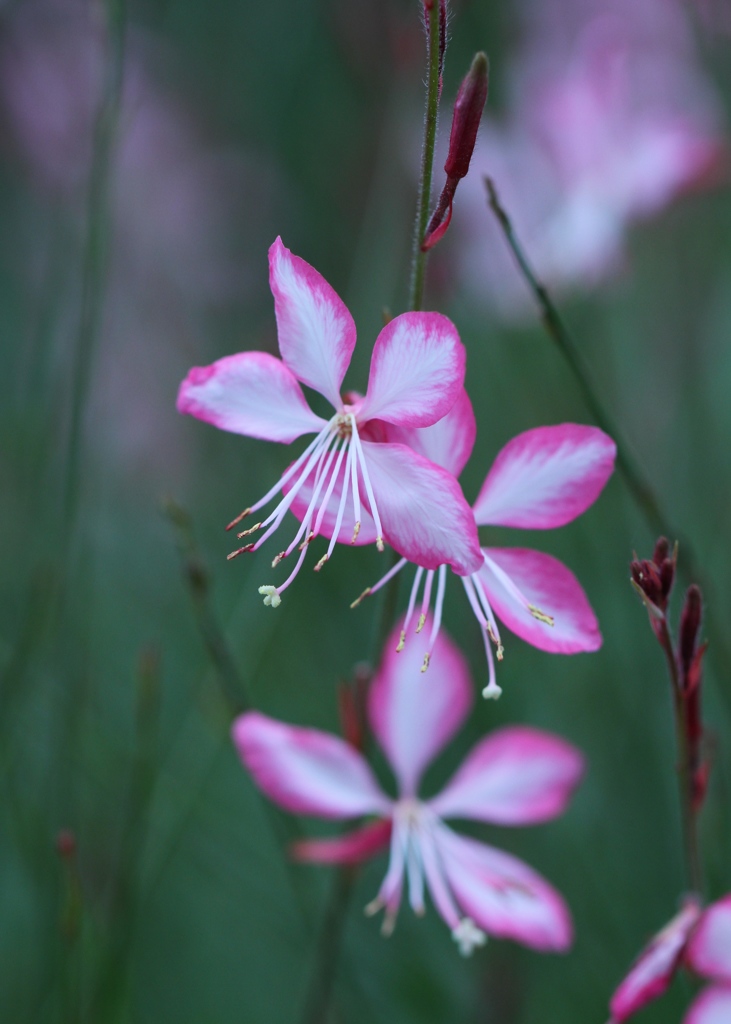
[
  {"left": 408, "top": 1, "right": 441, "bottom": 312},
  {"left": 484, "top": 176, "right": 731, "bottom": 687},
  {"left": 62, "top": 0, "right": 126, "bottom": 543}
]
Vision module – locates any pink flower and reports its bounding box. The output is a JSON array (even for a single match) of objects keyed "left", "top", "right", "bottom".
[
  {"left": 177, "top": 238, "right": 483, "bottom": 605},
  {"left": 356, "top": 391, "right": 616, "bottom": 696},
  {"left": 233, "top": 616, "right": 584, "bottom": 954},
  {"left": 609, "top": 895, "right": 731, "bottom": 1024}
]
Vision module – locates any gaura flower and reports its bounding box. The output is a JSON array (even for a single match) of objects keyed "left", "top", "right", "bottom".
[
  {"left": 177, "top": 238, "right": 482, "bottom": 605},
  {"left": 354, "top": 394, "right": 616, "bottom": 696},
  {"left": 608, "top": 894, "right": 731, "bottom": 1024},
  {"left": 232, "top": 616, "right": 584, "bottom": 954}
]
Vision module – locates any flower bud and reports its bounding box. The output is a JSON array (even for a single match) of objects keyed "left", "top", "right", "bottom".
[
  {"left": 422, "top": 51, "right": 489, "bottom": 251},
  {"left": 679, "top": 584, "right": 702, "bottom": 680}
]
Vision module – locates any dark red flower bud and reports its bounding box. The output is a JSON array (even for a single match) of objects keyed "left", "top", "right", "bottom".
[
  {"left": 629, "top": 538, "right": 677, "bottom": 621},
  {"left": 679, "top": 585, "right": 703, "bottom": 680},
  {"left": 422, "top": 51, "right": 489, "bottom": 251}
]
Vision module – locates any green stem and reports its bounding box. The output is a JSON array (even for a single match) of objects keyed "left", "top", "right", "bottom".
[
  {"left": 655, "top": 619, "right": 703, "bottom": 895},
  {"left": 484, "top": 176, "right": 731, "bottom": 686},
  {"left": 408, "top": 1, "right": 442, "bottom": 313},
  {"left": 62, "top": 0, "right": 126, "bottom": 546}
]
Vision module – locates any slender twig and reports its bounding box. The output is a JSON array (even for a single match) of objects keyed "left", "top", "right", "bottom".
[
  {"left": 408, "top": 1, "right": 442, "bottom": 312},
  {"left": 484, "top": 176, "right": 731, "bottom": 681}
]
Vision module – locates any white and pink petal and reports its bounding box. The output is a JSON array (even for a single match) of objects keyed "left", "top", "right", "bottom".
[
  {"left": 430, "top": 726, "right": 585, "bottom": 826},
  {"left": 478, "top": 547, "right": 602, "bottom": 654},
  {"left": 269, "top": 237, "right": 356, "bottom": 409},
  {"left": 435, "top": 824, "right": 573, "bottom": 952},
  {"left": 232, "top": 711, "right": 390, "bottom": 819},
  {"left": 472, "top": 424, "right": 616, "bottom": 529},
  {"left": 357, "top": 312, "right": 465, "bottom": 428},
  {"left": 368, "top": 616, "right": 473, "bottom": 798},
  {"left": 686, "top": 895, "right": 731, "bottom": 983},
  {"left": 177, "top": 351, "right": 325, "bottom": 442},
  {"left": 609, "top": 899, "right": 702, "bottom": 1024},
  {"left": 361, "top": 441, "right": 484, "bottom": 576},
  {"left": 382, "top": 388, "right": 477, "bottom": 478},
  {"left": 292, "top": 819, "right": 392, "bottom": 865},
  {"left": 685, "top": 986, "right": 731, "bottom": 1024}
]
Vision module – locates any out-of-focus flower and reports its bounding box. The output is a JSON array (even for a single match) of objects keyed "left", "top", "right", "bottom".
[
  {"left": 233, "top": 616, "right": 584, "bottom": 954},
  {"left": 178, "top": 239, "right": 483, "bottom": 605},
  {"left": 609, "top": 895, "right": 731, "bottom": 1023},
  {"left": 356, "top": 392, "right": 615, "bottom": 696},
  {"left": 452, "top": 5, "right": 726, "bottom": 317}
]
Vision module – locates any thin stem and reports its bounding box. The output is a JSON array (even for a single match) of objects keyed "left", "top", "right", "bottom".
[
  {"left": 62, "top": 0, "right": 126, "bottom": 546},
  {"left": 655, "top": 619, "right": 703, "bottom": 894},
  {"left": 484, "top": 176, "right": 731, "bottom": 685},
  {"left": 408, "top": 2, "right": 442, "bottom": 312}
]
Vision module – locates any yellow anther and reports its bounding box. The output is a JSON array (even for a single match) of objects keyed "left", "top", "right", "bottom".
[
  {"left": 226, "top": 507, "right": 251, "bottom": 531},
  {"left": 528, "top": 604, "right": 554, "bottom": 626},
  {"left": 395, "top": 630, "right": 406, "bottom": 653},
  {"left": 350, "top": 587, "right": 371, "bottom": 609},
  {"left": 496, "top": 644, "right": 504, "bottom": 661},
  {"left": 376, "top": 537, "right": 385, "bottom": 552},
  {"left": 420, "top": 652, "right": 431, "bottom": 673},
  {"left": 237, "top": 521, "right": 261, "bottom": 539},
  {"left": 314, "top": 554, "right": 328, "bottom": 573},
  {"left": 416, "top": 613, "right": 426, "bottom": 634},
  {"left": 271, "top": 551, "right": 286, "bottom": 568},
  {"left": 351, "top": 521, "right": 361, "bottom": 544},
  {"left": 298, "top": 531, "right": 315, "bottom": 551}
]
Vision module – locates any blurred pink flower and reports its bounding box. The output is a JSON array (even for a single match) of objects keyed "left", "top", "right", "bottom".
[
  {"left": 358, "top": 392, "right": 616, "bottom": 696},
  {"left": 178, "top": 239, "right": 483, "bottom": 604},
  {"left": 452, "top": 5, "right": 725, "bottom": 316},
  {"left": 609, "top": 894, "right": 731, "bottom": 1023},
  {"left": 233, "top": 616, "right": 584, "bottom": 954}
]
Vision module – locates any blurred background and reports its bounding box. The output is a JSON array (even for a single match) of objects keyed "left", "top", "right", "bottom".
[{"left": 1, "top": 0, "right": 731, "bottom": 1021}]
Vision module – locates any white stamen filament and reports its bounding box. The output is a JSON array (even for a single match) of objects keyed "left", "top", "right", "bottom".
[
  {"left": 350, "top": 418, "right": 385, "bottom": 551},
  {"left": 482, "top": 551, "right": 554, "bottom": 626},
  {"left": 399, "top": 567, "right": 424, "bottom": 649},
  {"left": 461, "top": 576, "right": 501, "bottom": 699}
]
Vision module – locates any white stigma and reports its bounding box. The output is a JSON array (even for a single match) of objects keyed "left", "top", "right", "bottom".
[
  {"left": 482, "top": 681, "right": 502, "bottom": 700},
  {"left": 452, "top": 918, "right": 487, "bottom": 957},
  {"left": 258, "top": 585, "right": 281, "bottom": 608}
]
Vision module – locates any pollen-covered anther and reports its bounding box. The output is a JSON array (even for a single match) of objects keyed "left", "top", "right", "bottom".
[
  {"left": 351, "top": 521, "right": 361, "bottom": 545},
  {"left": 271, "top": 551, "right": 286, "bottom": 568},
  {"left": 529, "top": 604, "right": 554, "bottom": 626},
  {"left": 395, "top": 630, "right": 406, "bottom": 653},
  {"left": 237, "top": 521, "right": 261, "bottom": 539},
  {"left": 226, "top": 508, "right": 251, "bottom": 531},
  {"left": 496, "top": 644, "right": 504, "bottom": 661},
  {"left": 482, "top": 681, "right": 502, "bottom": 700},
  {"left": 416, "top": 613, "right": 426, "bottom": 634},
  {"left": 364, "top": 897, "right": 383, "bottom": 917},
  {"left": 420, "top": 652, "right": 431, "bottom": 673},
  {"left": 376, "top": 537, "right": 385, "bottom": 553},
  {"left": 452, "top": 918, "right": 487, "bottom": 957},
  {"left": 227, "top": 544, "right": 254, "bottom": 561},
  {"left": 350, "top": 587, "right": 371, "bottom": 609},
  {"left": 258, "top": 585, "right": 281, "bottom": 608},
  {"left": 298, "top": 531, "right": 316, "bottom": 551},
  {"left": 314, "top": 554, "right": 328, "bottom": 573}
]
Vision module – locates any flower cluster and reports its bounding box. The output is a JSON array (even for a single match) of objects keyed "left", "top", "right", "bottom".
[{"left": 177, "top": 238, "right": 615, "bottom": 954}]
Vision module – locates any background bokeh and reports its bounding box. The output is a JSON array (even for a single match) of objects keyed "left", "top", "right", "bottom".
[{"left": 2, "top": 0, "right": 731, "bottom": 1021}]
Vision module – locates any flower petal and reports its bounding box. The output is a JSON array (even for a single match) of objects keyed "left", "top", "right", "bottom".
[
  {"left": 291, "top": 819, "right": 392, "bottom": 865},
  {"left": 361, "top": 441, "right": 484, "bottom": 575},
  {"left": 357, "top": 312, "right": 465, "bottom": 427},
  {"left": 472, "top": 424, "right": 616, "bottom": 528},
  {"left": 686, "top": 987, "right": 731, "bottom": 1024},
  {"left": 177, "top": 351, "right": 326, "bottom": 442},
  {"left": 368, "top": 616, "right": 473, "bottom": 797},
  {"left": 436, "top": 824, "right": 573, "bottom": 951},
  {"left": 269, "top": 237, "right": 356, "bottom": 408},
  {"left": 381, "top": 388, "right": 477, "bottom": 478},
  {"left": 479, "top": 547, "right": 602, "bottom": 653},
  {"left": 608, "top": 899, "right": 702, "bottom": 1023},
  {"left": 232, "top": 711, "right": 390, "bottom": 819},
  {"left": 686, "top": 896, "right": 731, "bottom": 983},
  {"left": 430, "top": 726, "right": 584, "bottom": 825}
]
